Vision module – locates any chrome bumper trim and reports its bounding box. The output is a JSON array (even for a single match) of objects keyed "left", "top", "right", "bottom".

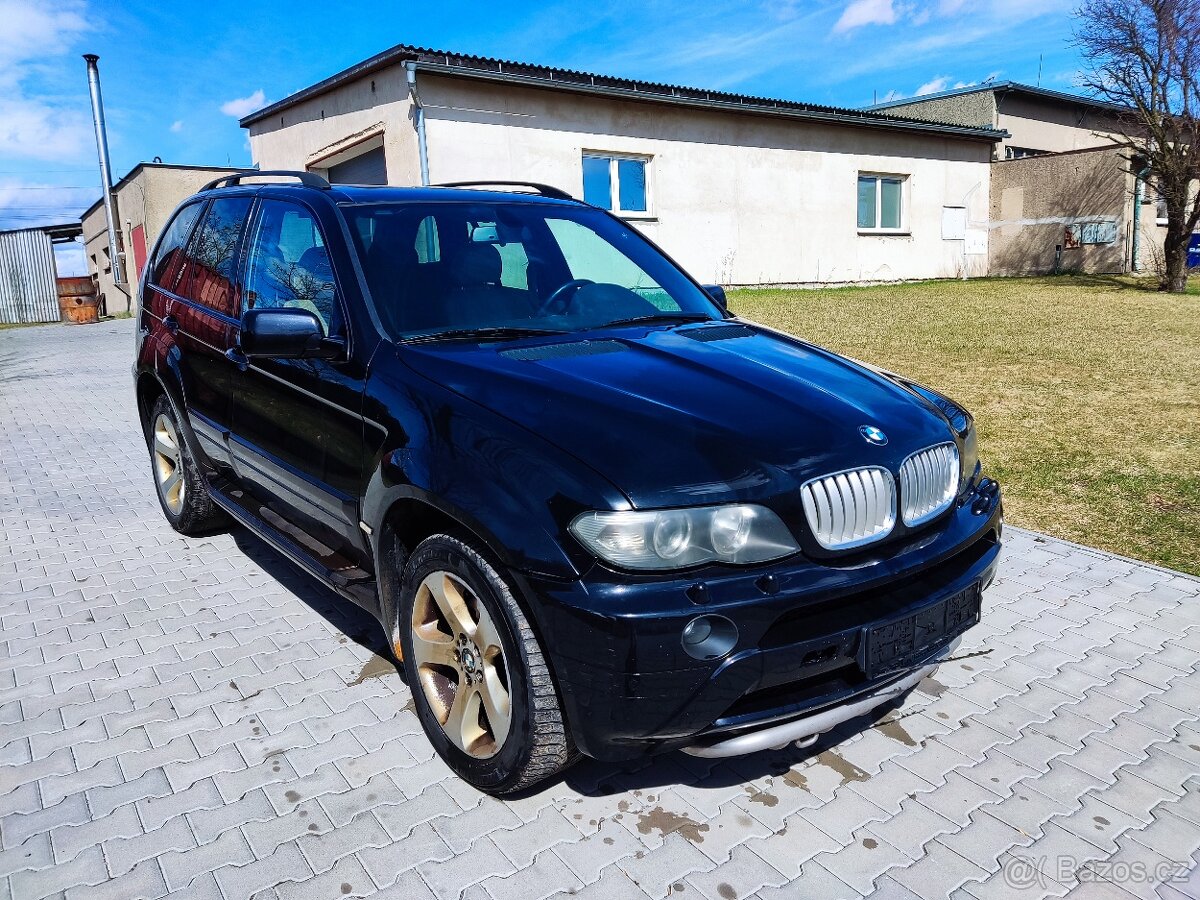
[{"left": 681, "top": 637, "right": 961, "bottom": 758}]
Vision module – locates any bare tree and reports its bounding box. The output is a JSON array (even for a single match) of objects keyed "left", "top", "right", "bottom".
[{"left": 1075, "top": 0, "right": 1200, "bottom": 292}]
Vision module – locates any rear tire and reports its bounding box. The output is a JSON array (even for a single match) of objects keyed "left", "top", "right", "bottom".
[
  {"left": 146, "top": 395, "right": 226, "bottom": 535},
  {"left": 397, "top": 534, "right": 577, "bottom": 794}
]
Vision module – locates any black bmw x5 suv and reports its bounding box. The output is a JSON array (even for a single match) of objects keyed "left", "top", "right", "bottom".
[{"left": 135, "top": 171, "right": 1002, "bottom": 794}]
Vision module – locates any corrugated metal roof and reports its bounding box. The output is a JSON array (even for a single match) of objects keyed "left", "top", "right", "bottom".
[
  {"left": 0, "top": 228, "right": 60, "bottom": 325},
  {"left": 240, "top": 44, "right": 1007, "bottom": 142}
]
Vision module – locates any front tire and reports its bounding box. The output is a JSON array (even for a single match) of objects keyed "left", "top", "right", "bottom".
[
  {"left": 146, "top": 395, "right": 226, "bottom": 535},
  {"left": 397, "top": 534, "right": 576, "bottom": 794}
]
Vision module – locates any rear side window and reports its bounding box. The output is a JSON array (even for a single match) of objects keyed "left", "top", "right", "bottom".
[
  {"left": 177, "top": 197, "right": 253, "bottom": 317},
  {"left": 242, "top": 200, "right": 339, "bottom": 334},
  {"left": 149, "top": 202, "right": 204, "bottom": 290}
]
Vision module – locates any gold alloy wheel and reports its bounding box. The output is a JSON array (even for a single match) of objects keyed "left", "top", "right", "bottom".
[
  {"left": 410, "top": 570, "right": 513, "bottom": 759},
  {"left": 152, "top": 413, "right": 186, "bottom": 514}
]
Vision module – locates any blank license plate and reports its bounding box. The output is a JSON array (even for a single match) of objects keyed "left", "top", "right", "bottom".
[{"left": 864, "top": 582, "right": 982, "bottom": 678}]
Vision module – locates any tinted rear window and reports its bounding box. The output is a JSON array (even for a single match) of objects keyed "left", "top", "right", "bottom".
[
  {"left": 149, "top": 202, "right": 204, "bottom": 290},
  {"left": 177, "top": 197, "right": 253, "bottom": 316}
]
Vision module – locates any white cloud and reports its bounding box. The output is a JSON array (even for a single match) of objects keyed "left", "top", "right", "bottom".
[
  {"left": 0, "top": 180, "right": 97, "bottom": 232},
  {"left": 0, "top": 0, "right": 92, "bottom": 162},
  {"left": 54, "top": 240, "right": 86, "bottom": 277},
  {"left": 170, "top": 119, "right": 183, "bottom": 133},
  {"left": 953, "top": 80, "right": 976, "bottom": 88},
  {"left": 0, "top": 98, "right": 91, "bottom": 161},
  {"left": 220, "top": 89, "right": 266, "bottom": 119},
  {"left": 880, "top": 89, "right": 904, "bottom": 102},
  {"left": 0, "top": 0, "right": 89, "bottom": 81},
  {"left": 834, "top": 0, "right": 898, "bottom": 33},
  {"left": 916, "top": 76, "right": 950, "bottom": 95}
]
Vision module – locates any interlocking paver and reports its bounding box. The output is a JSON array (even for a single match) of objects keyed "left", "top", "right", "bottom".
[
  {"left": 4, "top": 318, "right": 1200, "bottom": 900},
  {"left": 158, "top": 826, "right": 254, "bottom": 892},
  {"left": 50, "top": 801, "right": 142, "bottom": 864}
]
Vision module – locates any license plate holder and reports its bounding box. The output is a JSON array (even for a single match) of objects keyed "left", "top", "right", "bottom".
[{"left": 863, "top": 581, "right": 982, "bottom": 679}]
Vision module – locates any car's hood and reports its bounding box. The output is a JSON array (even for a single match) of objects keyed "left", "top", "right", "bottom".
[{"left": 400, "top": 320, "right": 956, "bottom": 509}]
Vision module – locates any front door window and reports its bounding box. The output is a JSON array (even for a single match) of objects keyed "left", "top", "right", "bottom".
[{"left": 242, "top": 200, "right": 340, "bottom": 334}]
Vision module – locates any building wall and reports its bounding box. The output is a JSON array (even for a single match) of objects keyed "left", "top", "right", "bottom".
[
  {"left": 988, "top": 147, "right": 1133, "bottom": 276},
  {"left": 82, "top": 165, "right": 239, "bottom": 316},
  {"left": 414, "top": 75, "right": 993, "bottom": 284},
  {"left": 246, "top": 66, "right": 420, "bottom": 186},
  {"left": 994, "top": 94, "right": 1123, "bottom": 156},
  {"left": 870, "top": 91, "right": 996, "bottom": 131},
  {"left": 879, "top": 89, "right": 1125, "bottom": 160}
]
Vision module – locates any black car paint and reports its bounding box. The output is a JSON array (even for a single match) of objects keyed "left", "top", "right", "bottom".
[{"left": 135, "top": 182, "right": 1002, "bottom": 762}]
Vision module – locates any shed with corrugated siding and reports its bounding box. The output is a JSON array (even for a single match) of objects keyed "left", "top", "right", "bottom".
[{"left": 0, "top": 227, "right": 60, "bottom": 324}]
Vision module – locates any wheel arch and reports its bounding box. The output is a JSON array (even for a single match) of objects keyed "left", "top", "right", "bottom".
[
  {"left": 374, "top": 493, "right": 523, "bottom": 653},
  {"left": 134, "top": 365, "right": 204, "bottom": 465},
  {"left": 135, "top": 370, "right": 166, "bottom": 436}
]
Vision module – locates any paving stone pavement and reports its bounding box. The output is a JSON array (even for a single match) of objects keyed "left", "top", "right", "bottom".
[{"left": 2, "top": 318, "right": 1199, "bottom": 900}]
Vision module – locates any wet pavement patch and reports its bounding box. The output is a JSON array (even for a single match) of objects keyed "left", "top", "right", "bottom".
[
  {"left": 745, "top": 786, "right": 779, "bottom": 807},
  {"left": 348, "top": 654, "right": 397, "bottom": 686},
  {"left": 813, "top": 750, "right": 870, "bottom": 786},
  {"left": 877, "top": 714, "right": 921, "bottom": 747},
  {"left": 635, "top": 807, "right": 711, "bottom": 843}
]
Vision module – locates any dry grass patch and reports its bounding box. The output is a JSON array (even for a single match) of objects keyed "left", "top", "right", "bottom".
[{"left": 731, "top": 275, "right": 1200, "bottom": 575}]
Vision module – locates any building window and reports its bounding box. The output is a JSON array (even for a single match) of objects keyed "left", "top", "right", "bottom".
[
  {"left": 1004, "top": 146, "right": 1047, "bottom": 160},
  {"left": 857, "top": 174, "right": 906, "bottom": 232},
  {"left": 582, "top": 153, "right": 651, "bottom": 215}
]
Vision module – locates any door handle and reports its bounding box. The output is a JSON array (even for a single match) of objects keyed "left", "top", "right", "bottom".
[
  {"left": 163, "top": 315, "right": 179, "bottom": 333},
  {"left": 225, "top": 347, "right": 249, "bottom": 371}
]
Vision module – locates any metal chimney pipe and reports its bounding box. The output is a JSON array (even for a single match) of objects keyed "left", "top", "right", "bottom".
[{"left": 84, "top": 54, "right": 124, "bottom": 287}]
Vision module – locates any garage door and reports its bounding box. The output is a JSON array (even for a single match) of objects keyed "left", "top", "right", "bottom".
[{"left": 327, "top": 146, "right": 387, "bottom": 185}]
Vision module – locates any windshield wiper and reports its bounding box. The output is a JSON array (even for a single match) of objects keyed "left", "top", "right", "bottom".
[
  {"left": 403, "top": 325, "right": 567, "bottom": 344},
  {"left": 597, "top": 312, "right": 714, "bottom": 329}
]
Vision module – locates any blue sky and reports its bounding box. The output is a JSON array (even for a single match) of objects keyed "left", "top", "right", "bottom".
[{"left": 0, "top": 0, "right": 1082, "bottom": 273}]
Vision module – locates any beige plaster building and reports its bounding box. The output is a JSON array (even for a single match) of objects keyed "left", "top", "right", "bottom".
[
  {"left": 869, "top": 81, "right": 1127, "bottom": 161},
  {"left": 81, "top": 162, "right": 240, "bottom": 315},
  {"left": 872, "top": 82, "right": 1183, "bottom": 276},
  {"left": 241, "top": 45, "right": 1005, "bottom": 286}
]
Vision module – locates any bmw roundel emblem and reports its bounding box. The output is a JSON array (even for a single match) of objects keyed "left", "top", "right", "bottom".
[{"left": 860, "top": 425, "right": 888, "bottom": 446}]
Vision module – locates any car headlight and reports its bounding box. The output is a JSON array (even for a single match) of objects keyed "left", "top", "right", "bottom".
[
  {"left": 903, "top": 381, "right": 979, "bottom": 492},
  {"left": 905, "top": 381, "right": 972, "bottom": 435},
  {"left": 959, "top": 421, "right": 980, "bottom": 490},
  {"left": 569, "top": 505, "right": 799, "bottom": 570}
]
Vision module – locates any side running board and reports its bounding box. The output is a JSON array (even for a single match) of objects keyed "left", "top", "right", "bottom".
[{"left": 207, "top": 476, "right": 376, "bottom": 609}]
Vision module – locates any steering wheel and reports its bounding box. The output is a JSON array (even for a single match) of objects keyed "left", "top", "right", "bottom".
[{"left": 536, "top": 279, "right": 593, "bottom": 316}]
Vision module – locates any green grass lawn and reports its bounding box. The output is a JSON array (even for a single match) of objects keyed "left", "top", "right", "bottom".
[{"left": 730, "top": 275, "right": 1200, "bottom": 576}]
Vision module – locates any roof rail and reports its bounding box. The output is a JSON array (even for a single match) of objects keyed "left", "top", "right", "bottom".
[
  {"left": 433, "top": 180, "right": 574, "bottom": 201},
  {"left": 200, "top": 170, "right": 331, "bottom": 192}
]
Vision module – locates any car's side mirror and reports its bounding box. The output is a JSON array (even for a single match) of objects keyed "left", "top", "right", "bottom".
[
  {"left": 240, "top": 308, "right": 343, "bottom": 360},
  {"left": 703, "top": 284, "right": 728, "bottom": 311}
]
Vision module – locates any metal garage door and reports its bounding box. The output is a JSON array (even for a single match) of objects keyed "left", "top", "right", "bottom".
[{"left": 327, "top": 147, "right": 387, "bottom": 185}]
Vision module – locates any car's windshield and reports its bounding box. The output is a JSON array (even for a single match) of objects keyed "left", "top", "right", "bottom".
[{"left": 341, "top": 200, "right": 721, "bottom": 340}]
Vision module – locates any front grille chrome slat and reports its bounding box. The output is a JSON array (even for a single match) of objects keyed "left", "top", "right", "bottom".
[
  {"left": 801, "top": 466, "right": 896, "bottom": 551},
  {"left": 899, "top": 442, "right": 960, "bottom": 527}
]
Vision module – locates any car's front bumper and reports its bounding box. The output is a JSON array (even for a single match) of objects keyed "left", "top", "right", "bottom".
[
  {"left": 519, "top": 478, "right": 1002, "bottom": 761},
  {"left": 681, "top": 636, "right": 962, "bottom": 757}
]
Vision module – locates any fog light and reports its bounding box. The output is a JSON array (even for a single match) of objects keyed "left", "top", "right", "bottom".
[{"left": 681, "top": 615, "right": 738, "bottom": 661}]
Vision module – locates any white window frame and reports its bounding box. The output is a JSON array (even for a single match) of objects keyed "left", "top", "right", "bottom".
[
  {"left": 857, "top": 172, "right": 909, "bottom": 234},
  {"left": 582, "top": 151, "right": 654, "bottom": 218}
]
